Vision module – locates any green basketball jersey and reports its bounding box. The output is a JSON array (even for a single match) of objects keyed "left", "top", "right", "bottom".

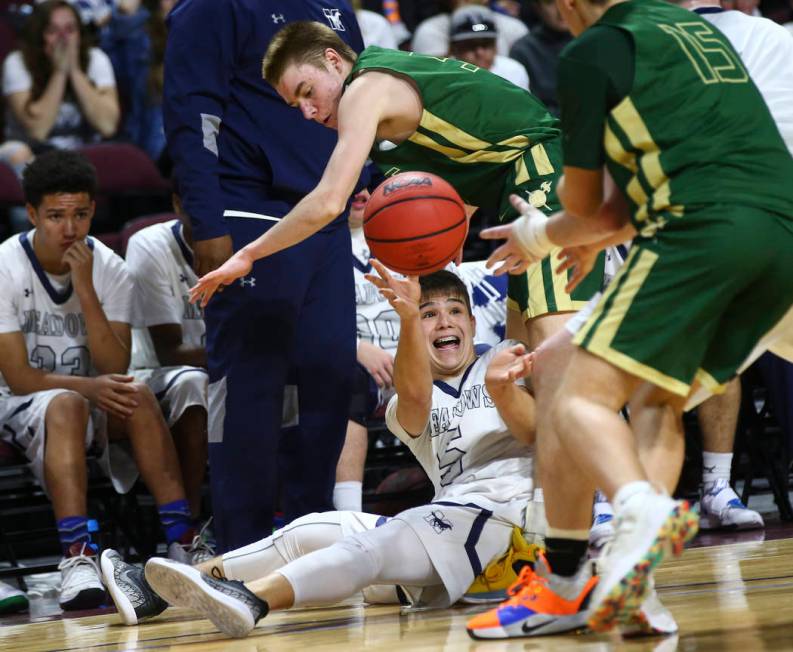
[
  {"left": 348, "top": 47, "right": 562, "bottom": 212},
  {"left": 589, "top": 0, "right": 793, "bottom": 235}
]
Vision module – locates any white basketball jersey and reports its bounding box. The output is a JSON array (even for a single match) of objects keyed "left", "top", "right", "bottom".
[
  {"left": 125, "top": 220, "right": 204, "bottom": 369},
  {"left": 699, "top": 9, "right": 793, "bottom": 155},
  {"left": 454, "top": 261, "right": 507, "bottom": 346},
  {"left": 386, "top": 340, "right": 534, "bottom": 526},
  {"left": 0, "top": 231, "right": 133, "bottom": 390},
  {"left": 351, "top": 228, "right": 401, "bottom": 353}
]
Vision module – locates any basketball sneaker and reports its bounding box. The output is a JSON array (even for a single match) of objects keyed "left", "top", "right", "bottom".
[
  {"left": 699, "top": 479, "right": 764, "bottom": 530},
  {"left": 466, "top": 553, "right": 598, "bottom": 639},
  {"left": 167, "top": 519, "right": 217, "bottom": 565},
  {"left": 0, "top": 579, "right": 28, "bottom": 615},
  {"left": 462, "top": 527, "right": 543, "bottom": 604},
  {"left": 100, "top": 549, "right": 167, "bottom": 625},
  {"left": 621, "top": 576, "right": 678, "bottom": 636},
  {"left": 145, "top": 557, "right": 268, "bottom": 638},
  {"left": 589, "top": 491, "right": 615, "bottom": 549},
  {"left": 587, "top": 490, "right": 698, "bottom": 633},
  {"left": 58, "top": 542, "right": 106, "bottom": 610}
]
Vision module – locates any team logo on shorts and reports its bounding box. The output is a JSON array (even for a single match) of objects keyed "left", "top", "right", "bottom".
[
  {"left": 527, "top": 181, "right": 553, "bottom": 212},
  {"left": 425, "top": 510, "right": 453, "bottom": 534},
  {"left": 323, "top": 8, "right": 346, "bottom": 31}
]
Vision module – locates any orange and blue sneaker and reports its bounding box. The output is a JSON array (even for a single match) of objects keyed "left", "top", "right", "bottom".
[
  {"left": 466, "top": 553, "right": 598, "bottom": 639},
  {"left": 587, "top": 490, "right": 698, "bottom": 633}
]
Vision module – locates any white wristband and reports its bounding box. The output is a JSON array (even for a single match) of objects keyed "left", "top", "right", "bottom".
[{"left": 511, "top": 211, "right": 553, "bottom": 260}]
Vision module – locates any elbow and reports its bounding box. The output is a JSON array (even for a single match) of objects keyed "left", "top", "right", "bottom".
[{"left": 97, "top": 112, "right": 120, "bottom": 138}]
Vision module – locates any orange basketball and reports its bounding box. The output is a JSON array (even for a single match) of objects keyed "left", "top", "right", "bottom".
[{"left": 363, "top": 171, "right": 468, "bottom": 276}]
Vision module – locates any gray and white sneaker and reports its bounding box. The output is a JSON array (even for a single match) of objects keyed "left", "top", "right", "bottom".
[
  {"left": 100, "top": 549, "right": 167, "bottom": 626},
  {"left": 167, "top": 520, "right": 217, "bottom": 565},
  {"left": 145, "top": 557, "right": 268, "bottom": 638}
]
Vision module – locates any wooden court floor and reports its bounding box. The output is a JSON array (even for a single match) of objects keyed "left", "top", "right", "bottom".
[{"left": 3, "top": 534, "right": 793, "bottom": 652}]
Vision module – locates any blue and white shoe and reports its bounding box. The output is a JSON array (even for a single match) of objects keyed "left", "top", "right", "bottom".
[
  {"left": 699, "top": 479, "right": 764, "bottom": 530},
  {"left": 590, "top": 491, "right": 615, "bottom": 549}
]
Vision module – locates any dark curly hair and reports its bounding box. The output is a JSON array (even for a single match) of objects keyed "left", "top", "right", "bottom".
[
  {"left": 419, "top": 270, "right": 472, "bottom": 316},
  {"left": 21, "top": 0, "right": 91, "bottom": 102},
  {"left": 22, "top": 149, "right": 97, "bottom": 208}
]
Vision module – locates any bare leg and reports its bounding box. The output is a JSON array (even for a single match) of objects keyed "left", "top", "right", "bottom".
[
  {"left": 246, "top": 573, "right": 295, "bottom": 610},
  {"left": 335, "top": 420, "right": 367, "bottom": 483},
  {"left": 44, "top": 392, "right": 91, "bottom": 520},
  {"left": 170, "top": 406, "right": 208, "bottom": 517},
  {"left": 111, "top": 383, "right": 185, "bottom": 506},
  {"left": 698, "top": 378, "right": 741, "bottom": 455}
]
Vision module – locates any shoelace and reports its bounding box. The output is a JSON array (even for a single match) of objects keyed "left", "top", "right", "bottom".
[
  {"left": 186, "top": 519, "right": 216, "bottom": 560},
  {"left": 497, "top": 565, "right": 547, "bottom": 607},
  {"left": 58, "top": 544, "right": 100, "bottom": 583}
]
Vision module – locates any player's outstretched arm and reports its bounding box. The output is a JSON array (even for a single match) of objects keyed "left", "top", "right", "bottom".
[
  {"left": 484, "top": 343, "right": 536, "bottom": 445},
  {"left": 189, "top": 79, "right": 389, "bottom": 307},
  {"left": 365, "top": 259, "right": 431, "bottom": 437}
]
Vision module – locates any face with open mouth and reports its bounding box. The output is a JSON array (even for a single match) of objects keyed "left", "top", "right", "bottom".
[{"left": 419, "top": 292, "right": 477, "bottom": 379}]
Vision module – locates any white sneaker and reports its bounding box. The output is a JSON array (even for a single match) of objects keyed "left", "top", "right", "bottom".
[
  {"left": 587, "top": 490, "right": 698, "bottom": 633},
  {"left": 58, "top": 542, "right": 106, "bottom": 610},
  {"left": 590, "top": 492, "right": 615, "bottom": 549},
  {"left": 699, "top": 479, "right": 764, "bottom": 530},
  {"left": 167, "top": 519, "right": 217, "bottom": 565},
  {"left": 0, "top": 579, "right": 28, "bottom": 614}
]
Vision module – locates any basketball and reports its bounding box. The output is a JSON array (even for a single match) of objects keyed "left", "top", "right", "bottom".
[{"left": 363, "top": 171, "right": 468, "bottom": 276}]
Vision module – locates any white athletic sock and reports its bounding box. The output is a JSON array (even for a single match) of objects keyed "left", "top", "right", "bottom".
[
  {"left": 613, "top": 480, "right": 654, "bottom": 516},
  {"left": 333, "top": 481, "right": 363, "bottom": 512},
  {"left": 702, "top": 451, "right": 733, "bottom": 487}
]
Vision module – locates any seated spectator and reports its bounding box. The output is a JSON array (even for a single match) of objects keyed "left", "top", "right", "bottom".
[
  {"left": 0, "top": 150, "right": 194, "bottom": 611},
  {"left": 353, "top": 0, "right": 400, "bottom": 48},
  {"left": 411, "top": 0, "right": 528, "bottom": 57},
  {"left": 448, "top": 5, "right": 529, "bottom": 90},
  {"left": 125, "top": 187, "right": 211, "bottom": 554},
  {"left": 2, "top": 0, "right": 119, "bottom": 156},
  {"left": 508, "top": 0, "right": 571, "bottom": 116}
]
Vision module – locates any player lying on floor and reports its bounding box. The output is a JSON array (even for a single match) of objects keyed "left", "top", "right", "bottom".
[{"left": 101, "top": 268, "right": 675, "bottom": 639}]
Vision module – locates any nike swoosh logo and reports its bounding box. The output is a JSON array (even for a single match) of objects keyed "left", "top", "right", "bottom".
[{"left": 521, "top": 615, "right": 555, "bottom": 634}]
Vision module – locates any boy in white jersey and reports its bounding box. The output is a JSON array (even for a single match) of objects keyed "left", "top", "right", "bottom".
[
  {"left": 99, "top": 267, "right": 541, "bottom": 635},
  {"left": 124, "top": 189, "right": 210, "bottom": 548},
  {"left": 0, "top": 151, "right": 195, "bottom": 611},
  {"left": 339, "top": 189, "right": 509, "bottom": 512}
]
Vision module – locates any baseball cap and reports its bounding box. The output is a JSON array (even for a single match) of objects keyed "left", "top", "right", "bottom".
[{"left": 449, "top": 6, "right": 498, "bottom": 43}]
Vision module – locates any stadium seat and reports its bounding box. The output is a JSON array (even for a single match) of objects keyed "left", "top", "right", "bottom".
[
  {"left": 80, "top": 143, "right": 170, "bottom": 195},
  {"left": 0, "top": 161, "right": 23, "bottom": 205}
]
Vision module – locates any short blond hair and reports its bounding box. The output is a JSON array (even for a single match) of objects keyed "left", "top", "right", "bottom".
[{"left": 262, "top": 21, "right": 358, "bottom": 87}]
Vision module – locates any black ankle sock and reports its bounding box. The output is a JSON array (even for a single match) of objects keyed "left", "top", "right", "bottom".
[{"left": 544, "top": 538, "right": 588, "bottom": 577}]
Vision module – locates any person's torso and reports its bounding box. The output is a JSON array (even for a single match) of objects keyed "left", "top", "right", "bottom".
[
  {"left": 397, "top": 341, "right": 534, "bottom": 523},
  {"left": 129, "top": 221, "right": 204, "bottom": 369},
  {"left": 0, "top": 232, "right": 123, "bottom": 389},
  {"left": 350, "top": 46, "right": 561, "bottom": 211},
  {"left": 699, "top": 8, "right": 793, "bottom": 157},
  {"left": 596, "top": 0, "right": 793, "bottom": 235}
]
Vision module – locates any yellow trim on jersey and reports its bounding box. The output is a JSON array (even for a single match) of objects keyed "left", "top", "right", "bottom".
[
  {"left": 550, "top": 250, "right": 574, "bottom": 312},
  {"left": 530, "top": 144, "right": 555, "bottom": 177},
  {"left": 419, "top": 109, "right": 492, "bottom": 151},
  {"left": 609, "top": 98, "right": 684, "bottom": 223},
  {"left": 604, "top": 124, "right": 637, "bottom": 173},
  {"left": 515, "top": 157, "right": 530, "bottom": 186},
  {"left": 573, "top": 248, "right": 691, "bottom": 396},
  {"left": 408, "top": 131, "right": 467, "bottom": 158},
  {"left": 526, "top": 263, "right": 548, "bottom": 317},
  {"left": 695, "top": 369, "right": 727, "bottom": 395}
]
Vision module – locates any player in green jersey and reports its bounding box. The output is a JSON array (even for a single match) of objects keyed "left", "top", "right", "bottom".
[
  {"left": 467, "top": 0, "right": 793, "bottom": 640},
  {"left": 188, "top": 21, "right": 614, "bottom": 352}
]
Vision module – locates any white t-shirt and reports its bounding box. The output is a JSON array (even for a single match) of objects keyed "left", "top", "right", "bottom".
[
  {"left": 411, "top": 12, "right": 528, "bottom": 58},
  {"left": 0, "top": 231, "right": 132, "bottom": 390},
  {"left": 386, "top": 340, "right": 534, "bottom": 525},
  {"left": 357, "top": 9, "right": 399, "bottom": 49},
  {"left": 2, "top": 47, "right": 116, "bottom": 149},
  {"left": 489, "top": 54, "right": 529, "bottom": 91},
  {"left": 699, "top": 9, "right": 793, "bottom": 155},
  {"left": 125, "top": 220, "right": 204, "bottom": 369}
]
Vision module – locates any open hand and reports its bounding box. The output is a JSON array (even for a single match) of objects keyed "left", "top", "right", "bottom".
[
  {"left": 480, "top": 195, "right": 549, "bottom": 276},
  {"left": 189, "top": 250, "right": 253, "bottom": 307},
  {"left": 485, "top": 343, "right": 533, "bottom": 386},
  {"left": 364, "top": 259, "right": 421, "bottom": 320},
  {"left": 556, "top": 244, "right": 598, "bottom": 293}
]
